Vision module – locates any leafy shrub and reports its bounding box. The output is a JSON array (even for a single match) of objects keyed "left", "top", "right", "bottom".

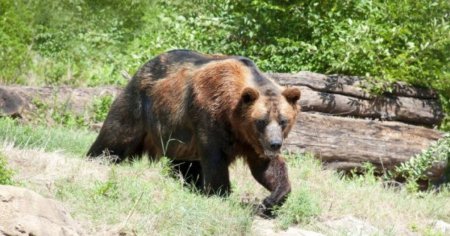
[
  {"left": 395, "top": 134, "right": 450, "bottom": 191},
  {"left": 142, "top": 0, "right": 450, "bottom": 130},
  {"left": 0, "top": 152, "right": 14, "bottom": 185},
  {"left": 92, "top": 95, "right": 114, "bottom": 123}
]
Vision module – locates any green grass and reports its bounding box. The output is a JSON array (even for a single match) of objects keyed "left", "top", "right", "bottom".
[
  {"left": 55, "top": 160, "right": 253, "bottom": 235},
  {"left": 1, "top": 120, "right": 449, "bottom": 235},
  {"left": 0, "top": 118, "right": 95, "bottom": 156},
  {"left": 276, "top": 186, "right": 321, "bottom": 229}
]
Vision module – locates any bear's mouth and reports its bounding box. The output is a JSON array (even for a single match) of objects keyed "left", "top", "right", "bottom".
[{"left": 263, "top": 150, "right": 281, "bottom": 159}]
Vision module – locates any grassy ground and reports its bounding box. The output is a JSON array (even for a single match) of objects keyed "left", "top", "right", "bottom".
[{"left": 1, "top": 118, "right": 449, "bottom": 235}]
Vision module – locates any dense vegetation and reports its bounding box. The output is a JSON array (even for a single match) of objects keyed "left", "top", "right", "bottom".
[{"left": 1, "top": 0, "right": 449, "bottom": 128}]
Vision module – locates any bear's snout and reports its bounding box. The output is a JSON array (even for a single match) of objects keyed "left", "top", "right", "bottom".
[
  {"left": 263, "top": 121, "right": 283, "bottom": 157},
  {"left": 269, "top": 141, "right": 282, "bottom": 151}
]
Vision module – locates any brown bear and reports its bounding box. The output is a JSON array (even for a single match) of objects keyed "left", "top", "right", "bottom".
[{"left": 87, "top": 50, "right": 301, "bottom": 214}]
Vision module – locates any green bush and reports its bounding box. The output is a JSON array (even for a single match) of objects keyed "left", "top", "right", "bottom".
[
  {"left": 1, "top": 0, "right": 449, "bottom": 129},
  {"left": 395, "top": 134, "right": 450, "bottom": 192},
  {"left": 0, "top": 152, "right": 14, "bottom": 185},
  {"left": 92, "top": 95, "right": 114, "bottom": 123}
]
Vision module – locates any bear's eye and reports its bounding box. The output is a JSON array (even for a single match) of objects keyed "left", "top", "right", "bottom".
[
  {"left": 255, "top": 119, "right": 268, "bottom": 131},
  {"left": 279, "top": 119, "right": 288, "bottom": 128}
]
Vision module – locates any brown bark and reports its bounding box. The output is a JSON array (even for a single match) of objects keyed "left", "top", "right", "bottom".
[{"left": 269, "top": 72, "right": 438, "bottom": 99}]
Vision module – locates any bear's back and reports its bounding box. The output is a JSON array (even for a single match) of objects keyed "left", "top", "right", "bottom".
[{"left": 135, "top": 50, "right": 231, "bottom": 82}]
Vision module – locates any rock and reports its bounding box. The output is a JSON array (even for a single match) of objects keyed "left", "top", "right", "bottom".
[
  {"left": 0, "top": 185, "right": 84, "bottom": 236},
  {"left": 0, "top": 87, "right": 23, "bottom": 118},
  {"left": 433, "top": 220, "right": 450, "bottom": 234},
  {"left": 321, "top": 215, "right": 379, "bottom": 235},
  {"left": 252, "top": 217, "right": 324, "bottom": 236}
]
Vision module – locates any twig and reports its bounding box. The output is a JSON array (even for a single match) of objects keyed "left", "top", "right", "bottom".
[
  {"left": 122, "top": 192, "right": 144, "bottom": 228},
  {"left": 121, "top": 70, "right": 131, "bottom": 80}
]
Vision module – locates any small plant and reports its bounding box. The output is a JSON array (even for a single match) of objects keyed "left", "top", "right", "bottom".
[
  {"left": 0, "top": 152, "right": 14, "bottom": 185},
  {"left": 395, "top": 134, "right": 450, "bottom": 191},
  {"left": 91, "top": 95, "right": 114, "bottom": 123},
  {"left": 276, "top": 187, "right": 321, "bottom": 229},
  {"left": 93, "top": 168, "right": 119, "bottom": 200},
  {"left": 346, "top": 162, "right": 381, "bottom": 186},
  {"left": 31, "top": 98, "right": 88, "bottom": 128},
  {"left": 157, "top": 156, "right": 174, "bottom": 178}
]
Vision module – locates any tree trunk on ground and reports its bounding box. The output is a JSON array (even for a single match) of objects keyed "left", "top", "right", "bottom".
[
  {"left": 284, "top": 112, "right": 445, "bottom": 180},
  {"left": 269, "top": 72, "right": 443, "bottom": 127}
]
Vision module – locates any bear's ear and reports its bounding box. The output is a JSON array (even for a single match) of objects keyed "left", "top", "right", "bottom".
[
  {"left": 241, "top": 87, "right": 259, "bottom": 105},
  {"left": 282, "top": 87, "right": 301, "bottom": 105}
]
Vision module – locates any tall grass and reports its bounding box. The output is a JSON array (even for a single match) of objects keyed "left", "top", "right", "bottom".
[{"left": 0, "top": 118, "right": 95, "bottom": 155}]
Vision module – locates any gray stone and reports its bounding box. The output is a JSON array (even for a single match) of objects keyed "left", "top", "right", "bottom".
[
  {"left": 0, "top": 185, "right": 84, "bottom": 236},
  {"left": 0, "top": 87, "right": 23, "bottom": 118},
  {"left": 321, "top": 215, "right": 379, "bottom": 235},
  {"left": 433, "top": 220, "right": 450, "bottom": 234},
  {"left": 252, "top": 217, "right": 324, "bottom": 236}
]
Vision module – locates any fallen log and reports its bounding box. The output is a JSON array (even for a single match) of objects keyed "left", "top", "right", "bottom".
[
  {"left": 269, "top": 72, "right": 443, "bottom": 126},
  {"left": 1, "top": 71, "right": 444, "bottom": 127},
  {"left": 283, "top": 112, "right": 446, "bottom": 180},
  {"left": 0, "top": 86, "right": 121, "bottom": 119},
  {"left": 269, "top": 72, "right": 438, "bottom": 99}
]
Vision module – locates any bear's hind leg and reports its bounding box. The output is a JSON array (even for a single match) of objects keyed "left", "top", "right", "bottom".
[
  {"left": 87, "top": 120, "right": 146, "bottom": 163},
  {"left": 172, "top": 160, "right": 203, "bottom": 190}
]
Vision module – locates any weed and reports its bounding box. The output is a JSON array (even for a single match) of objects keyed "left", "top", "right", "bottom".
[
  {"left": 276, "top": 187, "right": 321, "bottom": 229},
  {"left": 52, "top": 159, "right": 253, "bottom": 235},
  {"left": 1, "top": 121, "right": 449, "bottom": 234},
  {"left": 31, "top": 98, "right": 88, "bottom": 128},
  {"left": 94, "top": 168, "right": 119, "bottom": 200},
  {"left": 0, "top": 152, "right": 14, "bottom": 185},
  {"left": 91, "top": 95, "right": 114, "bottom": 123}
]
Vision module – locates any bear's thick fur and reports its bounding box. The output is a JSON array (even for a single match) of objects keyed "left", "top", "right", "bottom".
[{"left": 87, "top": 50, "right": 301, "bottom": 213}]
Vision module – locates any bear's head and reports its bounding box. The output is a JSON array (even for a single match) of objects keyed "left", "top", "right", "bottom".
[{"left": 235, "top": 86, "right": 301, "bottom": 159}]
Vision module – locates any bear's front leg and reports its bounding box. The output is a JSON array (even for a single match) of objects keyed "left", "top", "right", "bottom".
[{"left": 247, "top": 155, "right": 291, "bottom": 216}]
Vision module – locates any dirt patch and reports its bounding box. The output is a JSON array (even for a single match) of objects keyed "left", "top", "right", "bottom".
[{"left": 2, "top": 143, "right": 109, "bottom": 195}]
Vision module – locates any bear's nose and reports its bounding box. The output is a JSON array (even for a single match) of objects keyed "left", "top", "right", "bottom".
[{"left": 270, "top": 142, "right": 282, "bottom": 151}]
